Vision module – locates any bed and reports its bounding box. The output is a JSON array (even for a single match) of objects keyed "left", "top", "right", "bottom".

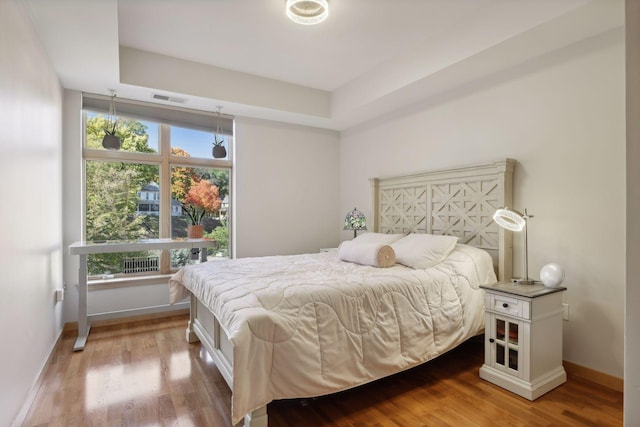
[{"left": 169, "top": 159, "right": 516, "bottom": 427}]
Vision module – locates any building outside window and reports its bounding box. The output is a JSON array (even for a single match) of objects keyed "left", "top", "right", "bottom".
[
  {"left": 82, "top": 95, "right": 233, "bottom": 278},
  {"left": 136, "top": 182, "right": 182, "bottom": 216}
]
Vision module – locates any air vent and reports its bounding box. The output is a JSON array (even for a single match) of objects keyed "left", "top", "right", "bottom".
[{"left": 152, "top": 93, "right": 187, "bottom": 104}]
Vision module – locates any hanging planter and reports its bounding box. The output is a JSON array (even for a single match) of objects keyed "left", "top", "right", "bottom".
[
  {"left": 102, "top": 91, "right": 121, "bottom": 150},
  {"left": 102, "top": 131, "right": 120, "bottom": 150},
  {"left": 212, "top": 106, "right": 226, "bottom": 159},
  {"left": 212, "top": 135, "right": 227, "bottom": 158}
]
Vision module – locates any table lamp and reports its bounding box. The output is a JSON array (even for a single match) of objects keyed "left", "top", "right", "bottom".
[
  {"left": 493, "top": 207, "right": 535, "bottom": 285},
  {"left": 344, "top": 207, "right": 367, "bottom": 238}
]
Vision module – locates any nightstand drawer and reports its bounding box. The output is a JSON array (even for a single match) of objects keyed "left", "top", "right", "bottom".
[{"left": 488, "top": 293, "right": 530, "bottom": 319}]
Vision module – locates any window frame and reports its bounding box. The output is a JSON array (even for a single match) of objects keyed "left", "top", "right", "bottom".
[{"left": 81, "top": 109, "right": 233, "bottom": 280}]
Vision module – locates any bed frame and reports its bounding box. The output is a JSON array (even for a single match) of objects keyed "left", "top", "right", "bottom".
[{"left": 186, "top": 158, "right": 516, "bottom": 427}]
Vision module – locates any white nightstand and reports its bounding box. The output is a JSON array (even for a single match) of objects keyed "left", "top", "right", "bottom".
[{"left": 479, "top": 281, "right": 567, "bottom": 400}]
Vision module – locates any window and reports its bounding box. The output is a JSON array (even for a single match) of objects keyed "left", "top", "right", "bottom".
[{"left": 82, "top": 95, "right": 233, "bottom": 278}]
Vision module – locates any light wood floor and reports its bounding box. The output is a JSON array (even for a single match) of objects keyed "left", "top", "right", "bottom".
[{"left": 22, "top": 315, "right": 623, "bottom": 427}]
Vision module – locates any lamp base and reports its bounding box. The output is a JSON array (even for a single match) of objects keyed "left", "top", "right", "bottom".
[{"left": 511, "top": 278, "right": 538, "bottom": 286}]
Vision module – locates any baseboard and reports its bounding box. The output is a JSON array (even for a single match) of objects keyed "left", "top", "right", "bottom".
[
  {"left": 63, "top": 306, "right": 189, "bottom": 333},
  {"left": 11, "top": 327, "right": 65, "bottom": 427},
  {"left": 564, "top": 360, "right": 623, "bottom": 392}
]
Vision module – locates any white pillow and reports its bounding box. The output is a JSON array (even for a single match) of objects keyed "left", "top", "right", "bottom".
[
  {"left": 353, "top": 232, "right": 405, "bottom": 245},
  {"left": 391, "top": 233, "right": 459, "bottom": 269},
  {"left": 338, "top": 241, "right": 396, "bottom": 268}
]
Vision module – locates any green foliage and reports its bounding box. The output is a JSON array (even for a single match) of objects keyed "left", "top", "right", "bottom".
[
  {"left": 171, "top": 248, "right": 192, "bottom": 269},
  {"left": 85, "top": 162, "right": 159, "bottom": 275},
  {"left": 207, "top": 222, "right": 229, "bottom": 257},
  {"left": 86, "top": 164, "right": 144, "bottom": 240},
  {"left": 210, "top": 169, "right": 229, "bottom": 200}
]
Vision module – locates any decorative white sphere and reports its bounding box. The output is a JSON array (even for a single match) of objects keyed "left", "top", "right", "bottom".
[{"left": 539, "top": 263, "right": 565, "bottom": 287}]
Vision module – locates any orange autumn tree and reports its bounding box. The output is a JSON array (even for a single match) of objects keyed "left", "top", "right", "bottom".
[
  {"left": 182, "top": 180, "right": 222, "bottom": 225},
  {"left": 171, "top": 147, "right": 200, "bottom": 202}
]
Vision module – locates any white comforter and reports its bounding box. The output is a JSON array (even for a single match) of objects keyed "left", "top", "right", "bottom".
[{"left": 169, "top": 244, "right": 495, "bottom": 424}]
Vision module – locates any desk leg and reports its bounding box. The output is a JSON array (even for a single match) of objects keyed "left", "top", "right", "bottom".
[{"left": 73, "top": 254, "right": 91, "bottom": 351}]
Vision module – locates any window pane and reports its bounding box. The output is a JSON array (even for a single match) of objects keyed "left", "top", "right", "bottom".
[
  {"left": 170, "top": 125, "right": 228, "bottom": 160},
  {"left": 496, "top": 343, "right": 505, "bottom": 366},
  {"left": 85, "top": 111, "right": 159, "bottom": 154},
  {"left": 509, "top": 348, "right": 518, "bottom": 370},
  {"left": 509, "top": 322, "right": 519, "bottom": 345},
  {"left": 171, "top": 166, "right": 229, "bottom": 266},
  {"left": 85, "top": 160, "right": 160, "bottom": 275},
  {"left": 496, "top": 319, "right": 505, "bottom": 341}
]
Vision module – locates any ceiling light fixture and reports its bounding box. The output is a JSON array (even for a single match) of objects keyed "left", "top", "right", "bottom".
[{"left": 286, "top": 0, "right": 328, "bottom": 25}]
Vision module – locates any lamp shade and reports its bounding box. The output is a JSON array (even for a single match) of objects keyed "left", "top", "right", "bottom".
[
  {"left": 344, "top": 207, "right": 366, "bottom": 238},
  {"left": 493, "top": 208, "right": 526, "bottom": 231}
]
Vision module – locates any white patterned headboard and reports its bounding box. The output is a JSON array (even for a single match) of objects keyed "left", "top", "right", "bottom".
[{"left": 371, "top": 159, "right": 516, "bottom": 281}]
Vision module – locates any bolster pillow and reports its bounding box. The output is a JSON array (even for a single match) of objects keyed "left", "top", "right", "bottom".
[{"left": 338, "top": 241, "right": 396, "bottom": 268}]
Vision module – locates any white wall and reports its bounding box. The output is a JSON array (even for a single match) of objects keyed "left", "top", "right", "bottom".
[
  {"left": 62, "top": 90, "right": 83, "bottom": 322},
  {"left": 625, "top": 0, "right": 640, "bottom": 424},
  {"left": 0, "top": 1, "right": 64, "bottom": 425},
  {"left": 234, "top": 117, "right": 340, "bottom": 257},
  {"left": 340, "top": 29, "right": 626, "bottom": 378}
]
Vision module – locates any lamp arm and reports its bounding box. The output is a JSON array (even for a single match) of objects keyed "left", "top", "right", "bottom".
[{"left": 524, "top": 220, "right": 529, "bottom": 282}]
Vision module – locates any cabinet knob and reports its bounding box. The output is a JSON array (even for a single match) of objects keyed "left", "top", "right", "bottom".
[
  {"left": 489, "top": 338, "right": 495, "bottom": 343},
  {"left": 502, "top": 303, "right": 509, "bottom": 308}
]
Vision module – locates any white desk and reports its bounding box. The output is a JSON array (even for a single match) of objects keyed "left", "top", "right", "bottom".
[{"left": 69, "top": 238, "right": 217, "bottom": 351}]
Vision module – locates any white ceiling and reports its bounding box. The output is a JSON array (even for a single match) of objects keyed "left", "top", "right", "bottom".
[{"left": 23, "top": 0, "right": 622, "bottom": 130}]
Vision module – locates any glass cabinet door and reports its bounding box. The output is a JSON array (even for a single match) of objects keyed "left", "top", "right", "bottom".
[
  {"left": 508, "top": 322, "right": 519, "bottom": 370},
  {"left": 493, "top": 316, "right": 519, "bottom": 373}
]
